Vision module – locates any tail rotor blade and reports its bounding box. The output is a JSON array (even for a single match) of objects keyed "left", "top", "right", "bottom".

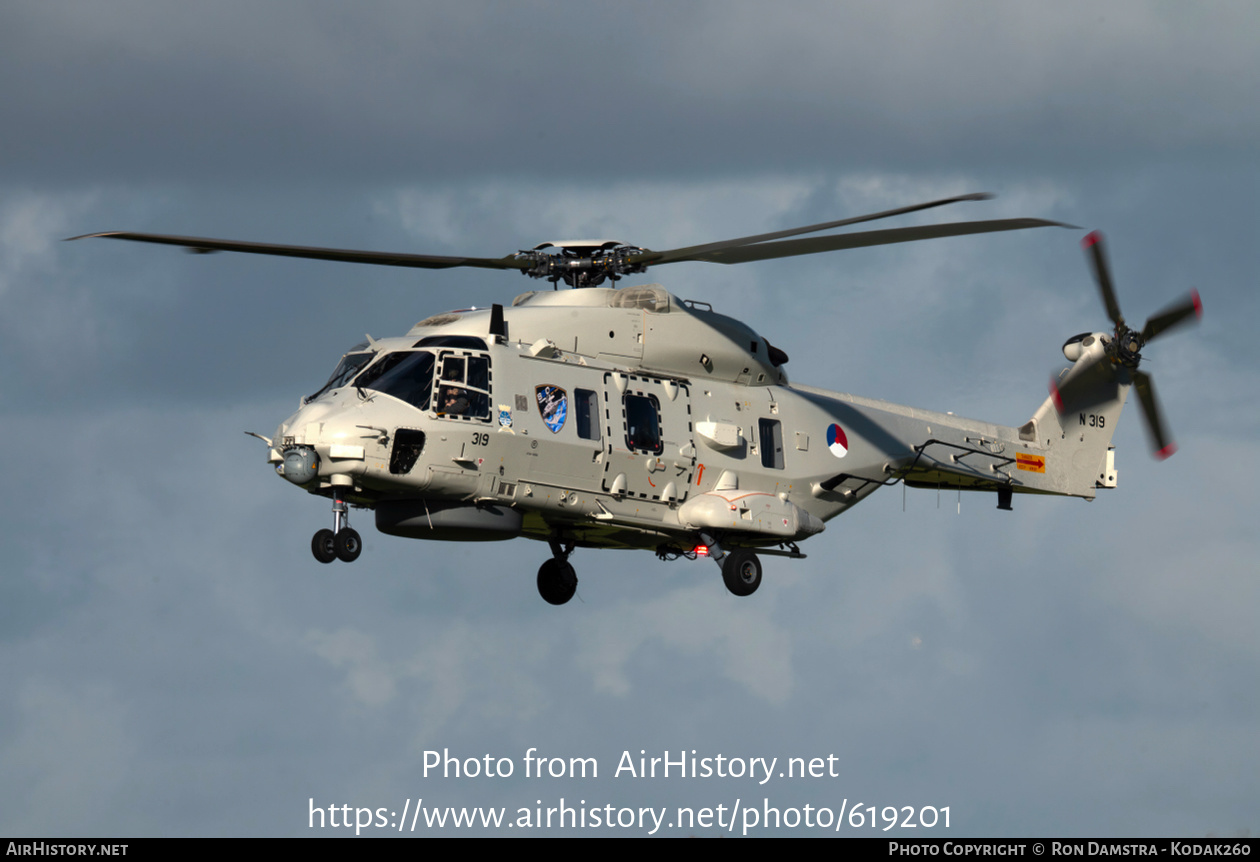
[
  {"left": 1141, "top": 288, "right": 1203, "bottom": 342},
  {"left": 1049, "top": 354, "right": 1115, "bottom": 414},
  {"left": 1082, "top": 231, "right": 1125, "bottom": 326},
  {"left": 1132, "top": 370, "right": 1176, "bottom": 459}
]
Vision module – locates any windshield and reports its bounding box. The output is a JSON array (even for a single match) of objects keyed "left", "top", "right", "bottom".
[
  {"left": 307, "top": 350, "right": 375, "bottom": 402},
  {"left": 356, "top": 351, "right": 436, "bottom": 410}
]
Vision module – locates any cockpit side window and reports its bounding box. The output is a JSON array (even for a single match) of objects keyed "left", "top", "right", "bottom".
[
  {"left": 435, "top": 352, "right": 491, "bottom": 420},
  {"left": 307, "top": 351, "right": 375, "bottom": 402}
]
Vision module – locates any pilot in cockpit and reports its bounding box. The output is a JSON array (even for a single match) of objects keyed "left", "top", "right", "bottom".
[{"left": 438, "top": 361, "right": 470, "bottom": 416}]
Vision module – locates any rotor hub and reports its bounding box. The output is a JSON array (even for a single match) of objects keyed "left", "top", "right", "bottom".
[
  {"left": 1111, "top": 325, "right": 1144, "bottom": 367},
  {"left": 514, "top": 242, "right": 648, "bottom": 289}
]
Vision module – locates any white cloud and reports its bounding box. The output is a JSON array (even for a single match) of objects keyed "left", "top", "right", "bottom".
[
  {"left": 306, "top": 627, "right": 398, "bottom": 708},
  {"left": 0, "top": 192, "right": 98, "bottom": 297},
  {"left": 576, "top": 584, "right": 795, "bottom": 703}
]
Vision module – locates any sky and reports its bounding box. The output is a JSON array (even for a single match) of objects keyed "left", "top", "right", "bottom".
[{"left": 1, "top": 1, "right": 1257, "bottom": 838}]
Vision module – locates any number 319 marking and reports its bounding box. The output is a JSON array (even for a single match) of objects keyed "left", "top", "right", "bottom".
[{"left": 471, "top": 432, "right": 490, "bottom": 446}]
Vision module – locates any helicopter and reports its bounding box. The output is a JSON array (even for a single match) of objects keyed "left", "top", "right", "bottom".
[{"left": 72, "top": 193, "right": 1202, "bottom": 605}]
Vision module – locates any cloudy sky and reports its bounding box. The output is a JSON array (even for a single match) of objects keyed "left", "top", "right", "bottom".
[{"left": 2, "top": 1, "right": 1256, "bottom": 837}]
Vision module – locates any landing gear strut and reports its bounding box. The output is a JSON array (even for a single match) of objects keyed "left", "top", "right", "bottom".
[
  {"left": 699, "top": 532, "right": 762, "bottom": 597},
  {"left": 537, "top": 540, "right": 577, "bottom": 605},
  {"left": 311, "top": 497, "right": 362, "bottom": 564}
]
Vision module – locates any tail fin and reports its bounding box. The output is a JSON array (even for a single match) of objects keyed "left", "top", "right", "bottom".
[{"left": 1019, "top": 336, "right": 1130, "bottom": 494}]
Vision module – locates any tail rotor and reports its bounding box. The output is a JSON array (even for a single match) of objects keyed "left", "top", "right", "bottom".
[{"left": 1051, "top": 231, "right": 1202, "bottom": 459}]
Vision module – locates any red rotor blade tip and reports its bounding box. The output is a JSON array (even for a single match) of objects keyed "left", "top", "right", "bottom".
[
  {"left": 1156, "top": 443, "right": 1178, "bottom": 460},
  {"left": 1192, "top": 288, "right": 1203, "bottom": 318},
  {"left": 1082, "top": 231, "right": 1102, "bottom": 249},
  {"left": 1049, "top": 379, "right": 1064, "bottom": 412}
]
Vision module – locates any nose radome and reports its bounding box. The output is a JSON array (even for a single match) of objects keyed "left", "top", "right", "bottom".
[{"left": 280, "top": 446, "right": 319, "bottom": 485}]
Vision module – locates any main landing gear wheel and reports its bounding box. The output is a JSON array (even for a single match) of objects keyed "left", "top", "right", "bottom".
[
  {"left": 334, "top": 528, "right": 362, "bottom": 563},
  {"left": 722, "top": 549, "right": 762, "bottom": 597},
  {"left": 537, "top": 558, "right": 578, "bottom": 605},
  {"left": 311, "top": 529, "right": 337, "bottom": 564}
]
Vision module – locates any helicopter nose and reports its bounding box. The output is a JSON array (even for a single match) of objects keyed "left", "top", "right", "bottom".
[{"left": 272, "top": 399, "right": 368, "bottom": 486}]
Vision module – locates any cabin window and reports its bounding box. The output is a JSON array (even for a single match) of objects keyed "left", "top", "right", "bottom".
[
  {"left": 575, "top": 389, "right": 600, "bottom": 442},
  {"left": 759, "top": 418, "right": 784, "bottom": 469},
  {"left": 624, "top": 393, "right": 662, "bottom": 455}
]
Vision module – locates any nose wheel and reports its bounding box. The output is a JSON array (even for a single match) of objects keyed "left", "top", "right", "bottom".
[
  {"left": 311, "top": 498, "right": 363, "bottom": 564},
  {"left": 312, "top": 529, "right": 337, "bottom": 564}
]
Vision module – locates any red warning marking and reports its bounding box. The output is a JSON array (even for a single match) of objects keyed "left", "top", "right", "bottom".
[{"left": 1016, "top": 453, "right": 1046, "bottom": 473}]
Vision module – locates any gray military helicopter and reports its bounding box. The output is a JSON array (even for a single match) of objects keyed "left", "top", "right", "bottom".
[{"left": 73, "top": 193, "right": 1201, "bottom": 604}]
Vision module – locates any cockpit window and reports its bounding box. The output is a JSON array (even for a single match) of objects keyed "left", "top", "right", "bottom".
[
  {"left": 435, "top": 352, "right": 491, "bottom": 420},
  {"left": 307, "top": 351, "right": 375, "bottom": 402},
  {"left": 357, "top": 351, "right": 436, "bottom": 410}
]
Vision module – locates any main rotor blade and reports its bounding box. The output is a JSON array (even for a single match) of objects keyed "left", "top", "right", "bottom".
[
  {"left": 631, "top": 192, "right": 998, "bottom": 266},
  {"left": 1141, "top": 289, "right": 1203, "bottom": 343},
  {"left": 1132, "top": 369, "right": 1176, "bottom": 459},
  {"left": 656, "top": 218, "right": 1073, "bottom": 266},
  {"left": 67, "top": 232, "right": 530, "bottom": 272},
  {"left": 1082, "top": 231, "right": 1124, "bottom": 326}
]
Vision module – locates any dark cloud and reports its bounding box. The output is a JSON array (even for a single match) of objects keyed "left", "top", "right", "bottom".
[
  {"left": 3, "top": 3, "right": 1257, "bottom": 187},
  {"left": 1, "top": 0, "right": 1257, "bottom": 837}
]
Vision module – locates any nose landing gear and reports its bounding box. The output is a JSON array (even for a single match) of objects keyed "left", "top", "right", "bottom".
[
  {"left": 311, "top": 497, "right": 362, "bottom": 564},
  {"left": 537, "top": 540, "right": 577, "bottom": 605},
  {"left": 312, "top": 529, "right": 337, "bottom": 563}
]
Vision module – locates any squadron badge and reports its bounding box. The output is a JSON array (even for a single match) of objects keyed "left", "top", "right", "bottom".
[{"left": 535, "top": 385, "right": 568, "bottom": 433}]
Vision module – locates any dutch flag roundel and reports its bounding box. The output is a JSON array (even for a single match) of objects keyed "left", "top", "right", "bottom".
[{"left": 827, "top": 423, "right": 849, "bottom": 458}]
